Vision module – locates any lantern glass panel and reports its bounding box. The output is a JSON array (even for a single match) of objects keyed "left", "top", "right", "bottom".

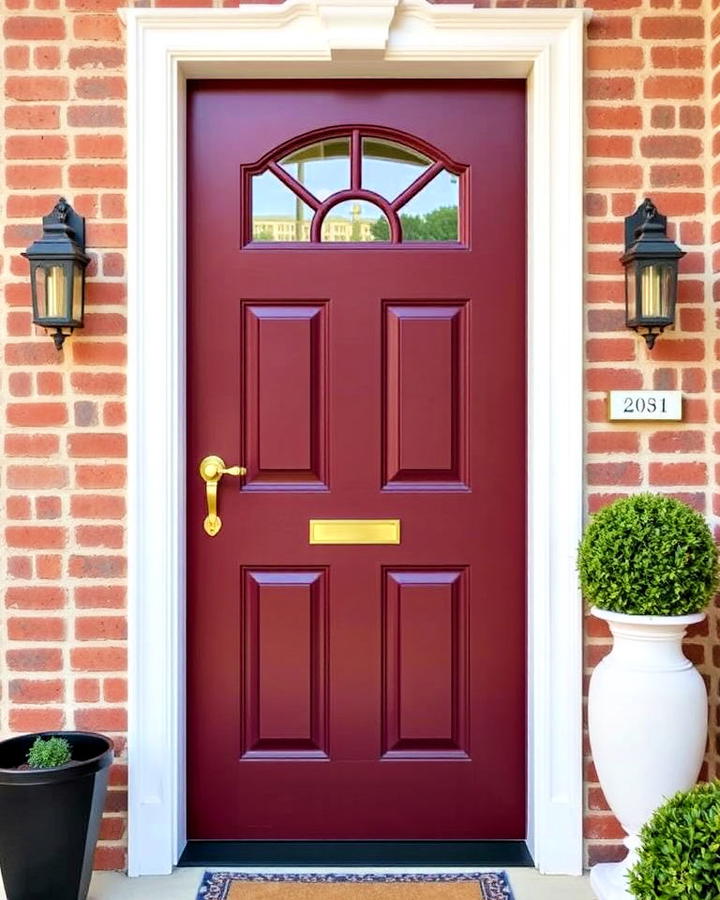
[
  {"left": 640, "top": 262, "right": 674, "bottom": 321},
  {"left": 35, "top": 264, "right": 68, "bottom": 321},
  {"left": 625, "top": 264, "right": 637, "bottom": 321},
  {"left": 72, "top": 263, "right": 84, "bottom": 323}
]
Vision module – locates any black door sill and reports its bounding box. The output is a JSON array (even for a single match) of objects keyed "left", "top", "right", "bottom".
[{"left": 178, "top": 840, "right": 533, "bottom": 867}]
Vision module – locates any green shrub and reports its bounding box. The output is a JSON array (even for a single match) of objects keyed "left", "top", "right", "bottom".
[
  {"left": 26, "top": 736, "right": 72, "bottom": 769},
  {"left": 577, "top": 493, "right": 718, "bottom": 616},
  {"left": 628, "top": 781, "right": 720, "bottom": 900}
]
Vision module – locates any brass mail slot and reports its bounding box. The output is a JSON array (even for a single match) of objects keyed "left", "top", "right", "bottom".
[{"left": 309, "top": 519, "right": 401, "bottom": 545}]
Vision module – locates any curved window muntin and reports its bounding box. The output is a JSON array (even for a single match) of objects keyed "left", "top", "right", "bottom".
[{"left": 243, "top": 125, "right": 466, "bottom": 247}]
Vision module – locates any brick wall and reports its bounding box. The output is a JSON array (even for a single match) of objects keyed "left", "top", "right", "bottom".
[{"left": 1, "top": 0, "right": 718, "bottom": 872}]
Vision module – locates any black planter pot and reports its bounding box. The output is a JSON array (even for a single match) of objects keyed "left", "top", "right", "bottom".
[{"left": 0, "top": 731, "right": 113, "bottom": 900}]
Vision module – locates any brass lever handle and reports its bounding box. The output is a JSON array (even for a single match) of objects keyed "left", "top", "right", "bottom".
[{"left": 199, "top": 455, "right": 246, "bottom": 536}]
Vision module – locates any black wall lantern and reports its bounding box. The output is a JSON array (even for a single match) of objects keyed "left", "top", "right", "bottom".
[
  {"left": 621, "top": 198, "right": 685, "bottom": 350},
  {"left": 22, "top": 198, "right": 89, "bottom": 350}
]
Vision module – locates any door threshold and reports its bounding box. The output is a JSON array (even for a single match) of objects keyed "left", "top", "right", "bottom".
[{"left": 178, "top": 841, "right": 533, "bottom": 868}]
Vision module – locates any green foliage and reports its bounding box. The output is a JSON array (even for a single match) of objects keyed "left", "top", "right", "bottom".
[
  {"left": 26, "top": 736, "right": 72, "bottom": 769},
  {"left": 628, "top": 781, "right": 720, "bottom": 900},
  {"left": 370, "top": 206, "right": 458, "bottom": 242},
  {"left": 577, "top": 493, "right": 719, "bottom": 616}
]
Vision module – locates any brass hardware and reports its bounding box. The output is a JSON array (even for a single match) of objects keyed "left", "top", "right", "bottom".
[
  {"left": 309, "top": 519, "right": 401, "bottom": 545},
  {"left": 199, "top": 455, "right": 246, "bottom": 536}
]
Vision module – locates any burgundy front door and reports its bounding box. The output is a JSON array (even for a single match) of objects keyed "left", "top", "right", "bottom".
[{"left": 187, "top": 80, "right": 526, "bottom": 840}]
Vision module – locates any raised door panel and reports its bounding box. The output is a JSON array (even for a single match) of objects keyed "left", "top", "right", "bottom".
[
  {"left": 242, "top": 568, "right": 328, "bottom": 759},
  {"left": 243, "top": 303, "right": 328, "bottom": 490},
  {"left": 383, "top": 303, "right": 467, "bottom": 490},
  {"left": 382, "top": 568, "right": 468, "bottom": 759}
]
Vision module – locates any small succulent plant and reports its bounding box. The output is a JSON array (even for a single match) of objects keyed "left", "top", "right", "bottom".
[{"left": 26, "top": 736, "right": 72, "bottom": 769}]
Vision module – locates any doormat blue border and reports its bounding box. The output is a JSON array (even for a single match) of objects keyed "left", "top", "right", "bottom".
[{"left": 197, "top": 871, "right": 515, "bottom": 900}]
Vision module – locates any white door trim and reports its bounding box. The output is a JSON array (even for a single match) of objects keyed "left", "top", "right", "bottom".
[{"left": 121, "top": 0, "right": 587, "bottom": 877}]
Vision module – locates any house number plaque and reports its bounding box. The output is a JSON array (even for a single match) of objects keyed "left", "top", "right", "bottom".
[{"left": 608, "top": 390, "right": 682, "bottom": 422}]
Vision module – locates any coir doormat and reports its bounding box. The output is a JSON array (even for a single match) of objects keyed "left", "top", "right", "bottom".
[{"left": 197, "top": 871, "right": 514, "bottom": 900}]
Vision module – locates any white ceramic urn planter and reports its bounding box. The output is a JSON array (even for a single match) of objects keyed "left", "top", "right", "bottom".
[{"left": 588, "top": 607, "right": 707, "bottom": 900}]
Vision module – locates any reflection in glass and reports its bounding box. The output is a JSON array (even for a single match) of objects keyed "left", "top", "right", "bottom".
[
  {"left": 251, "top": 170, "right": 313, "bottom": 242},
  {"left": 321, "top": 200, "right": 389, "bottom": 242},
  {"left": 362, "top": 138, "right": 432, "bottom": 201},
  {"left": 395, "top": 169, "right": 459, "bottom": 242},
  {"left": 280, "top": 138, "right": 351, "bottom": 201}
]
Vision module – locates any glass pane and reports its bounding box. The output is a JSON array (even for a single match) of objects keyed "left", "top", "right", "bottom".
[
  {"left": 625, "top": 266, "right": 637, "bottom": 321},
  {"left": 40, "top": 265, "right": 67, "bottom": 319},
  {"left": 321, "top": 200, "right": 390, "bottom": 243},
  {"left": 396, "top": 169, "right": 460, "bottom": 242},
  {"left": 72, "top": 264, "right": 84, "bottom": 323},
  {"left": 362, "top": 138, "right": 432, "bottom": 201},
  {"left": 251, "top": 170, "right": 313, "bottom": 242},
  {"left": 279, "top": 138, "right": 350, "bottom": 201},
  {"left": 641, "top": 263, "right": 673, "bottom": 319}
]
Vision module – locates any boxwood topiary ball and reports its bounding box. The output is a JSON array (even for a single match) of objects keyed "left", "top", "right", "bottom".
[
  {"left": 577, "top": 493, "right": 718, "bottom": 616},
  {"left": 628, "top": 781, "right": 720, "bottom": 900}
]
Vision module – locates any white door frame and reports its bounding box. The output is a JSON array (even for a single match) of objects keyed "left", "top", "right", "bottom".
[{"left": 121, "top": 0, "right": 587, "bottom": 877}]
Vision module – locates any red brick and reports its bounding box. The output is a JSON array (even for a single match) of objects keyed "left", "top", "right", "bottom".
[
  {"left": 651, "top": 105, "right": 675, "bottom": 128},
  {"left": 586, "top": 339, "right": 636, "bottom": 362},
  {"left": 587, "top": 16, "right": 632, "bottom": 40},
  {"left": 7, "top": 555, "right": 32, "bottom": 578},
  {"left": 5, "top": 434, "right": 59, "bottom": 456},
  {"left": 640, "top": 136, "right": 702, "bottom": 158},
  {"left": 34, "top": 45, "right": 61, "bottom": 68},
  {"left": 68, "top": 433, "right": 127, "bottom": 458},
  {"left": 75, "top": 465, "right": 126, "bottom": 489},
  {"left": 3, "top": 15, "right": 65, "bottom": 39},
  {"left": 35, "top": 496, "right": 62, "bottom": 519},
  {"left": 71, "top": 372, "right": 126, "bottom": 395},
  {"left": 586, "top": 136, "right": 633, "bottom": 160},
  {"left": 644, "top": 76, "right": 704, "bottom": 100},
  {"left": 86, "top": 224, "right": 127, "bottom": 248},
  {"left": 6, "top": 648, "right": 62, "bottom": 671},
  {"left": 76, "top": 526, "right": 124, "bottom": 549},
  {"left": 71, "top": 495, "right": 125, "bottom": 519},
  {"left": 9, "top": 679, "right": 63, "bottom": 704},
  {"left": 586, "top": 107, "right": 642, "bottom": 131},
  {"left": 651, "top": 46, "right": 704, "bottom": 68},
  {"left": 649, "top": 462, "right": 707, "bottom": 485},
  {"left": 69, "top": 555, "right": 127, "bottom": 578},
  {"left": 99, "top": 817, "right": 126, "bottom": 841},
  {"left": 93, "top": 848, "right": 126, "bottom": 872},
  {"left": 75, "top": 708, "right": 127, "bottom": 732},
  {"left": 71, "top": 646, "right": 127, "bottom": 672},
  {"left": 649, "top": 339, "right": 704, "bottom": 361},
  {"left": 5, "top": 587, "right": 66, "bottom": 610},
  {"left": 586, "top": 46, "right": 643, "bottom": 70},
  {"left": 5, "top": 45, "right": 30, "bottom": 68},
  {"left": 7, "top": 403, "right": 67, "bottom": 427},
  {"left": 73, "top": 14, "right": 121, "bottom": 40},
  {"left": 7, "top": 465, "right": 68, "bottom": 490},
  {"left": 6, "top": 165, "right": 62, "bottom": 189},
  {"left": 9, "top": 708, "right": 64, "bottom": 732},
  {"left": 586, "top": 165, "right": 642, "bottom": 189},
  {"left": 67, "top": 104, "right": 124, "bottom": 127},
  {"left": 3, "top": 104, "right": 59, "bottom": 130},
  {"left": 587, "top": 462, "right": 642, "bottom": 486},
  {"left": 5, "top": 526, "right": 66, "bottom": 550},
  {"left": 76, "top": 616, "right": 127, "bottom": 641},
  {"left": 104, "top": 678, "right": 127, "bottom": 703},
  {"left": 75, "top": 586, "right": 126, "bottom": 609},
  {"left": 36, "top": 555, "right": 62, "bottom": 580},
  {"left": 8, "top": 617, "right": 65, "bottom": 641},
  {"left": 73, "top": 342, "right": 127, "bottom": 366},
  {"left": 69, "top": 164, "right": 126, "bottom": 189},
  {"left": 75, "top": 135, "right": 124, "bottom": 158},
  {"left": 5, "top": 75, "right": 68, "bottom": 100},
  {"left": 641, "top": 16, "right": 704, "bottom": 39},
  {"left": 74, "top": 678, "right": 100, "bottom": 702},
  {"left": 587, "top": 431, "right": 640, "bottom": 453},
  {"left": 75, "top": 76, "right": 126, "bottom": 100},
  {"left": 584, "top": 814, "right": 626, "bottom": 840},
  {"left": 5, "top": 135, "right": 68, "bottom": 159},
  {"left": 68, "top": 46, "right": 125, "bottom": 68},
  {"left": 586, "top": 78, "right": 635, "bottom": 101},
  {"left": 7, "top": 496, "right": 31, "bottom": 520},
  {"left": 586, "top": 369, "right": 643, "bottom": 391},
  {"left": 651, "top": 165, "right": 704, "bottom": 188}
]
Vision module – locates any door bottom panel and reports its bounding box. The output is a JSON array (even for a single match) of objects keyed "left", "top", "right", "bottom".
[{"left": 178, "top": 840, "right": 534, "bottom": 867}]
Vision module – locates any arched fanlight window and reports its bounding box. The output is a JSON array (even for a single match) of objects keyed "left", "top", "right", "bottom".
[{"left": 244, "top": 128, "right": 465, "bottom": 245}]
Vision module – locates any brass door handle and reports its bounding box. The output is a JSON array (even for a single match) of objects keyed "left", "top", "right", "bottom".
[{"left": 199, "top": 455, "right": 246, "bottom": 536}]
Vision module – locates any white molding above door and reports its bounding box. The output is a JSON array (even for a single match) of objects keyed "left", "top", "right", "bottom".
[{"left": 121, "top": 0, "right": 587, "bottom": 878}]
